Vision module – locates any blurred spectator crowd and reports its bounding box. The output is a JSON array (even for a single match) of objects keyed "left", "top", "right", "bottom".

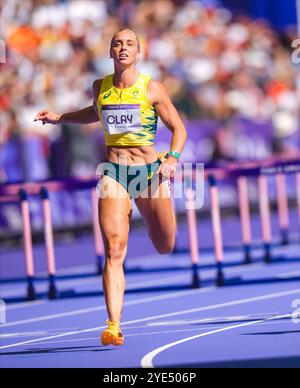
[{"left": 0, "top": 0, "right": 299, "bottom": 182}]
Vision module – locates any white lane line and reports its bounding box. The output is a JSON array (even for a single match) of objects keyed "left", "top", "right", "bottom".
[
  {"left": 0, "top": 328, "right": 80, "bottom": 339},
  {"left": 20, "top": 337, "right": 100, "bottom": 346},
  {"left": 0, "top": 277, "right": 99, "bottom": 298},
  {"left": 0, "top": 259, "right": 264, "bottom": 297},
  {"left": 1, "top": 259, "right": 264, "bottom": 309},
  {"left": 141, "top": 314, "right": 292, "bottom": 368},
  {"left": 0, "top": 260, "right": 293, "bottom": 329},
  {"left": 0, "top": 288, "right": 299, "bottom": 351},
  {"left": 0, "top": 253, "right": 187, "bottom": 295},
  {"left": 0, "top": 270, "right": 191, "bottom": 298},
  {"left": 44, "top": 264, "right": 95, "bottom": 276},
  {"left": 1, "top": 264, "right": 95, "bottom": 282},
  {"left": 1, "top": 261, "right": 265, "bottom": 328},
  {"left": 146, "top": 314, "right": 275, "bottom": 326},
  {"left": 19, "top": 318, "right": 291, "bottom": 346},
  {"left": 0, "top": 332, "right": 51, "bottom": 338},
  {"left": 5, "top": 301, "right": 46, "bottom": 311},
  {"left": 1, "top": 287, "right": 213, "bottom": 328},
  {"left": 0, "top": 271, "right": 188, "bottom": 298},
  {"left": 278, "top": 271, "right": 300, "bottom": 279}
]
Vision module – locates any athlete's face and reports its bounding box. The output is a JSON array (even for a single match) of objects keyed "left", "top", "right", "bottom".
[{"left": 110, "top": 31, "right": 139, "bottom": 66}]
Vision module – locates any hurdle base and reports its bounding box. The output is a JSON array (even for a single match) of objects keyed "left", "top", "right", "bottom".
[
  {"left": 192, "top": 273, "right": 200, "bottom": 288},
  {"left": 280, "top": 229, "right": 289, "bottom": 246},
  {"left": 27, "top": 284, "right": 36, "bottom": 301},
  {"left": 26, "top": 276, "right": 36, "bottom": 301},
  {"left": 48, "top": 275, "right": 59, "bottom": 300},
  {"left": 48, "top": 285, "right": 59, "bottom": 300},
  {"left": 243, "top": 245, "right": 252, "bottom": 265},
  {"left": 216, "top": 271, "right": 225, "bottom": 287},
  {"left": 191, "top": 263, "right": 200, "bottom": 288},
  {"left": 216, "top": 263, "right": 225, "bottom": 287},
  {"left": 263, "top": 243, "right": 272, "bottom": 264}
]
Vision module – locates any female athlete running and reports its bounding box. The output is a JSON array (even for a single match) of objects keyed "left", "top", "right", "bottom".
[{"left": 35, "top": 29, "right": 187, "bottom": 346}]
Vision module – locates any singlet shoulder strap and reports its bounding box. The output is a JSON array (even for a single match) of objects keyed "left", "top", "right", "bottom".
[
  {"left": 137, "top": 73, "right": 151, "bottom": 87},
  {"left": 100, "top": 74, "right": 114, "bottom": 94},
  {"left": 138, "top": 73, "right": 153, "bottom": 106}
]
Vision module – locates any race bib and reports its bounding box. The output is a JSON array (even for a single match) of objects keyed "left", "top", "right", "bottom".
[{"left": 102, "top": 104, "right": 142, "bottom": 135}]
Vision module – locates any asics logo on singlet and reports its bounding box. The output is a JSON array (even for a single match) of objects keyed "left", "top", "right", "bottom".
[
  {"left": 104, "top": 91, "right": 112, "bottom": 99},
  {"left": 107, "top": 115, "right": 133, "bottom": 124},
  {"left": 132, "top": 90, "right": 139, "bottom": 97}
]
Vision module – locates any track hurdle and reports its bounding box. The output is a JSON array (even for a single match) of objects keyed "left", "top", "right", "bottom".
[
  {"left": 19, "top": 188, "right": 36, "bottom": 300},
  {"left": 275, "top": 173, "right": 289, "bottom": 245},
  {"left": 237, "top": 176, "right": 252, "bottom": 264},
  {"left": 296, "top": 173, "right": 300, "bottom": 235},
  {"left": 40, "top": 187, "right": 58, "bottom": 299},
  {"left": 184, "top": 182, "right": 200, "bottom": 288},
  {"left": 1, "top": 158, "right": 299, "bottom": 300},
  {"left": 208, "top": 175, "right": 225, "bottom": 287},
  {"left": 204, "top": 159, "right": 300, "bottom": 281},
  {"left": 1, "top": 178, "right": 105, "bottom": 300},
  {"left": 39, "top": 180, "right": 103, "bottom": 299},
  {"left": 258, "top": 175, "right": 272, "bottom": 263}
]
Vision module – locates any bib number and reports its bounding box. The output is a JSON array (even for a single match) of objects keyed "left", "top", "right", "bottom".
[{"left": 102, "top": 104, "right": 142, "bottom": 135}]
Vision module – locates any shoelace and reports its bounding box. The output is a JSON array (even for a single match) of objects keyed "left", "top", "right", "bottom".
[
  {"left": 106, "top": 320, "right": 120, "bottom": 329},
  {"left": 106, "top": 320, "right": 123, "bottom": 338}
]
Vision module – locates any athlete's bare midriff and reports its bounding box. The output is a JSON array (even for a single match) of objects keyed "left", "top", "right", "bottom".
[{"left": 105, "top": 145, "right": 158, "bottom": 165}]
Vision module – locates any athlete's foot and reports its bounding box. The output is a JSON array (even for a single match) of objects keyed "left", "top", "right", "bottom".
[{"left": 101, "top": 320, "right": 124, "bottom": 346}]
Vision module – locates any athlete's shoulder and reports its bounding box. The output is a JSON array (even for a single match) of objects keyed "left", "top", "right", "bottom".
[
  {"left": 146, "top": 79, "right": 169, "bottom": 105},
  {"left": 147, "top": 79, "right": 165, "bottom": 90},
  {"left": 92, "top": 79, "right": 104, "bottom": 96}
]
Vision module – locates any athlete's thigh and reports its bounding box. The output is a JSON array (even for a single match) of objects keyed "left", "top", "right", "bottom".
[
  {"left": 98, "top": 176, "right": 132, "bottom": 246},
  {"left": 134, "top": 179, "right": 176, "bottom": 238}
]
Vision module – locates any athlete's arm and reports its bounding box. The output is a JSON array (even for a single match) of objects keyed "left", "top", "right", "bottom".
[
  {"left": 147, "top": 80, "right": 187, "bottom": 177},
  {"left": 34, "top": 79, "right": 103, "bottom": 125}
]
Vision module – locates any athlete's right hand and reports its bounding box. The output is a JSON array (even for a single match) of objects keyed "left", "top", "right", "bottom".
[{"left": 34, "top": 110, "right": 62, "bottom": 125}]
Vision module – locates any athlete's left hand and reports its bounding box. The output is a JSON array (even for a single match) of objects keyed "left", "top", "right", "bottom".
[{"left": 156, "top": 156, "right": 178, "bottom": 179}]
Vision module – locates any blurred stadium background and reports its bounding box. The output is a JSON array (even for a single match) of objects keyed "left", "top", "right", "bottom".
[{"left": 0, "top": 0, "right": 299, "bottom": 247}]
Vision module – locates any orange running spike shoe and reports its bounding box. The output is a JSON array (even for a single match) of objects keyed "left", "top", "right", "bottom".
[{"left": 101, "top": 320, "right": 124, "bottom": 346}]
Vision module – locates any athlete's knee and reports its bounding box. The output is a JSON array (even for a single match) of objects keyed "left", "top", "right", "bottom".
[
  {"left": 156, "top": 238, "right": 176, "bottom": 255},
  {"left": 106, "top": 237, "right": 127, "bottom": 263}
]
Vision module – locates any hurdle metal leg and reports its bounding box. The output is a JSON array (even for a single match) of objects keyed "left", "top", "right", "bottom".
[
  {"left": 19, "top": 189, "right": 37, "bottom": 301},
  {"left": 185, "top": 187, "right": 200, "bottom": 288},
  {"left": 296, "top": 173, "right": 300, "bottom": 240},
  {"left": 216, "top": 262, "right": 225, "bottom": 287},
  {"left": 258, "top": 176, "right": 272, "bottom": 263},
  {"left": 237, "top": 177, "right": 253, "bottom": 264},
  {"left": 171, "top": 193, "right": 179, "bottom": 255},
  {"left": 208, "top": 175, "right": 225, "bottom": 287},
  {"left": 40, "top": 187, "right": 58, "bottom": 300},
  {"left": 275, "top": 173, "right": 289, "bottom": 245},
  {"left": 243, "top": 244, "right": 252, "bottom": 265}
]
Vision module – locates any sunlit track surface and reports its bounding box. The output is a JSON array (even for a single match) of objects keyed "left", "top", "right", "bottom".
[{"left": 1, "top": 239, "right": 300, "bottom": 368}]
